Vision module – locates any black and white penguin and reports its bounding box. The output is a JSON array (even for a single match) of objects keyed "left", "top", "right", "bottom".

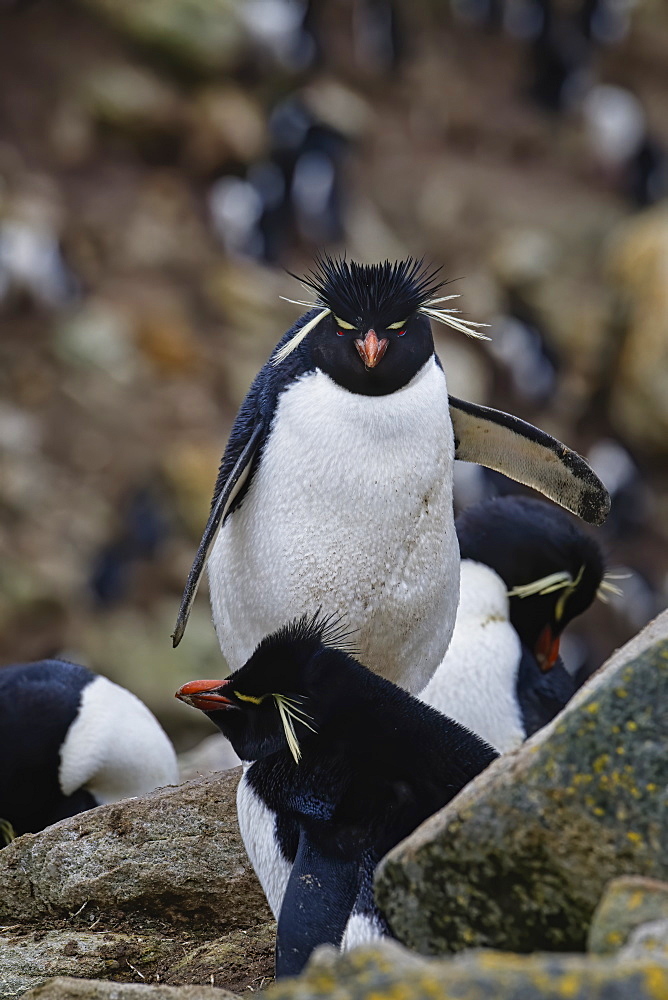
[
  {"left": 175, "top": 614, "right": 497, "bottom": 977},
  {"left": 420, "top": 496, "right": 604, "bottom": 752},
  {"left": 173, "top": 256, "right": 609, "bottom": 697},
  {"left": 0, "top": 659, "right": 179, "bottom": 840}
]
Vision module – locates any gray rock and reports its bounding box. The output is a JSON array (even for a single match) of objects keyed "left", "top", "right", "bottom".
[
  {"left": 0, "top": 767, "right": 270, "bottom": 930},
  {"left": 589, "top": 876, "right": 668, "bottom": 954},
  {"left": 0, "top": 930, "right": 175, "bottom": 998},
  {"left": 0, "top": 924, "right": 274, "bottom": 998},
  {"left": 21, "top": 976, "right": 237, "bottom": 999},
  {"left": 264, "top": 937, "right": 668, "bottom": 1000},
  {"left": 376, "top": 611, "right": 668, "bottom": 955},
  {"left": 619, "top": 919, "right": 668, "bottom": 964}
]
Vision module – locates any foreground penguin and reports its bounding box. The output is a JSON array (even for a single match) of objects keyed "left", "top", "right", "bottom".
[
  {"left": 0, "top": 660, "right": 178, "bottom": 840},
  {"left": 420, "top": 496, "right": 605, "bottom": 752},
  {"left": 176, "top": 614, "right": 497, "bottom": 977},
  {"left": 173, "top": 256, "right": 609, "bottom": 694}
]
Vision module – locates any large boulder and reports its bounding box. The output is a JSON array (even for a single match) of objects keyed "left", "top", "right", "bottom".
[
  {"left": 264, "top": 937, "right": 668, "bottom": 1000},
  {"left": 0, "top": 767, "right": 269, "bottom": 930},
  {"left": 376, "top": 610, "right": 668, "bottom": 955},
  {"left": 0, "top": 768, "right": 275, "bottom": 996},
  {"left": 589, "top": 876, "right": 668, "bottom": 955}
]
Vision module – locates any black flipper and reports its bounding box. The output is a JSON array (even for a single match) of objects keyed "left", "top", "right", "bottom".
[
  {"left": 172, "top": 421, "right": 265, "bottom": 648},
  {"left": 275, "top": 827, "right": 363, "bottom": 979},
  {"left": 449, "top": 396, "right": 610, "bottom": 525}
]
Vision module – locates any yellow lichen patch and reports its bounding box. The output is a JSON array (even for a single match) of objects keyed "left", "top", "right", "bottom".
[
  {"left": 647, "top": 783, "right": 658, "bottom": 793},
  {"left": 629, "top": 891, "right": 644, "bottom": 910},
  {"left": 556, "top": 971, "right": 582, "bottom": 997},
  {"left": 615, "top": 687, "right": 629, "bottom": 698},
  {"left": 571, "top": 773, "right": 593, "bottom": 787},
  {"left": 585, "top": 702, "right": 600, "bottom": 714},
  {"left": 616, "top": 747, "right": 626, "bottom": 755},
  {"left": 626, "top": 720, "right": 638, "bottom": 731},
  {"left": 607, "top": 930, "right": 624, "bottom": 946},
  {"left": 627, "top": 831, "right": 644, "bottom": 845},
  {"left": 593, "top": 754, "right": 611, "bottom": 774},
  {"left": 644, "top": 965, "right": 668, "bottom": 999}
]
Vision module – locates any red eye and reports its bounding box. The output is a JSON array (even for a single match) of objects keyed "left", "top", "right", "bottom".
[
  {"left": 337, "top": 330, "right": 345, "bottom": 337},
  {"left": 397, "top": 329, "right": 406, "bottom": 337}
]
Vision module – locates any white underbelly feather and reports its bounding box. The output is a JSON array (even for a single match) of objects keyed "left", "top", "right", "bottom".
[{"left": 208, "top": 359, "right": 459, "bottom": 693}]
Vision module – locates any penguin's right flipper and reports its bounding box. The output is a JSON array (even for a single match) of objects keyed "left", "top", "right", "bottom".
[
  {"left": 449, "top": 396, "right": 610, "bottom": 525},
  {"left": 172, "top": 421, "right": 265, "bottom": 647},
  {"left": 275, "top": 827, "right": 362, "bottom": 979}
]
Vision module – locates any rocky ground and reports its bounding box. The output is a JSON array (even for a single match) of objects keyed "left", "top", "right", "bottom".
[{"left": 1, "top": 606, "right": 667, "bottom": 997}]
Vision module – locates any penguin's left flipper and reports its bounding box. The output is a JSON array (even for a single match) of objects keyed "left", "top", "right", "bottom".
[
  {"left": 275, "top": 827, "right": 362, "bottom": 979},
  {"left": 449, "top": 397, "right": 610, "bottom": 526},
  {"left": 172, "top": 421, "right": 266, "bottom": 647}
]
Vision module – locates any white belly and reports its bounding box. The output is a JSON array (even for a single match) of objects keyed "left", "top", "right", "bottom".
[
  {"left": 236, "top": 771, "right": 292, "bottom": 920},
  {"left": 420, "top": 560, "right": 526, "bottom": 753},
  {"left": 208, "top": 358, "right": 459, "bottom": 693}
]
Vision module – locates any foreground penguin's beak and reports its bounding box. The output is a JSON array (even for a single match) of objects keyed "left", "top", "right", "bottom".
[
  {"left": 355, "top": 329, "right": 389, "bottom": 369},
  {"left": 175, "top": 679, "right": 239, "bottom": 711},
  {"left": 535, "top": 625, "right": 560, "bottom": 673}
]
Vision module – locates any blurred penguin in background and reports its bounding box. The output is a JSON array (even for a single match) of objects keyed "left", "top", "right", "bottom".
[{"left": 0, "top": 659, "right": 178, "bottom": 842}]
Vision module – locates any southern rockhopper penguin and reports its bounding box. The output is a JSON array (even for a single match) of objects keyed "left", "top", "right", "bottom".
[
  {"left": 420, "top": 496, "right": 605, "bottom": 752},
  {"left": 0, "top": 659, "right": 178, "bottom": 840},
  {"left": 172, "top": 255, "right": 610, "bottom": 696},
  {"left": 176, "top": 614, "right": 498, "bottom": 977}
]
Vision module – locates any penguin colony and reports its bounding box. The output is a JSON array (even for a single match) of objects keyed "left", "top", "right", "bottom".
[
  {"left": 174, "top": 256, "right": 611, "bottom": 977},
  {"left": 0, "top": 255, "right": 610, "bottom": 976}
]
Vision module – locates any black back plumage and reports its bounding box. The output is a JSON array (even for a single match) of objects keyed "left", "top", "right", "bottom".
[
  {"left": 455, "top": 496, "right": 602, "bottom": 738},
  {"left": 181, "top": 614, "right": 497, "bottom": 975},
  {"left": 456, "top": 495, "right": 604, "bottom": 648},
  {"left": 0, "top": 660, "right": 96, "bottom": 838}
]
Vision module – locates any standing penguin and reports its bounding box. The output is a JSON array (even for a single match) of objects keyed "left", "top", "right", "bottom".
[
  {"left": 176, "top": 614, "right": 497, "bottom": 977},
  {"left": 420, "top": 496, "right": 605, "bottom": 752},
  {"left": 0, "top": 659, "right": 178, "bottom": 840},
  {"left": 173, "top": 256, "right": 609, "bottom": 696}
]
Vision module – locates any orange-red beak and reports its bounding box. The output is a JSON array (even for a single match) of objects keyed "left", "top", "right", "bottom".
[
  {"left": 355, "top": 329, "right": 389, "bottom": 369},
  {"left": 175, "top": 678, "right": 238, "bottom": 711},
  {"left": 535, "top": 625, "right": 560, "bottom": 673}
]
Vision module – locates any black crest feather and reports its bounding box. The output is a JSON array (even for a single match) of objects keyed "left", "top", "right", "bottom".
[
  {"left": 296, "top": 255, "right": 444, "bottom": 329},
  {"left": 256, "top": 610, "right": 359, "bottom": 658}
]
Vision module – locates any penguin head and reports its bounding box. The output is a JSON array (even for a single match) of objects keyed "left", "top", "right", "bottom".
[
  {"left": 456, "top": 496, "right": 604, "bottom": 670},
  {"left": 176, "top": 613, "right": 355, "bottom": 763},
  {"left": 273, "top": 256, "right": 489, "bottom": 395}
]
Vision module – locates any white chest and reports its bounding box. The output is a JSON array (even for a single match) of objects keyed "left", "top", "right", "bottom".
[
  {"left": 59, "top": 676, "right": 179, "bottom": 803},
  {"left": 208, "top": 358, "right": 459, "bottom": 691},
  {"left": 236, "top": 771, "right": 292, "bottom": 920},
  {"left": 419, "top": 561, "right": 526, "bottom": 753}
]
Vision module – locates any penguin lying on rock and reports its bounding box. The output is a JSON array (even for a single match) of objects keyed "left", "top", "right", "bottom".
[
  {"left": 176, "top": 614, "right": 497, "bottom": 977},
  {"left": 420, "top": 496, "right": 605, "bottom": 752},
  {"left": 173, "top": 256, "right": 609, "bottom": 696},
  {"left": 0, "top": 659, "right": 178, "bottom": 840}
]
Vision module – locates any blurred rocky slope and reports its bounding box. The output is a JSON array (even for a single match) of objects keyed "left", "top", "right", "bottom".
[{"left": 0, "top": 0, "right": 667, "bottom": 749}]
